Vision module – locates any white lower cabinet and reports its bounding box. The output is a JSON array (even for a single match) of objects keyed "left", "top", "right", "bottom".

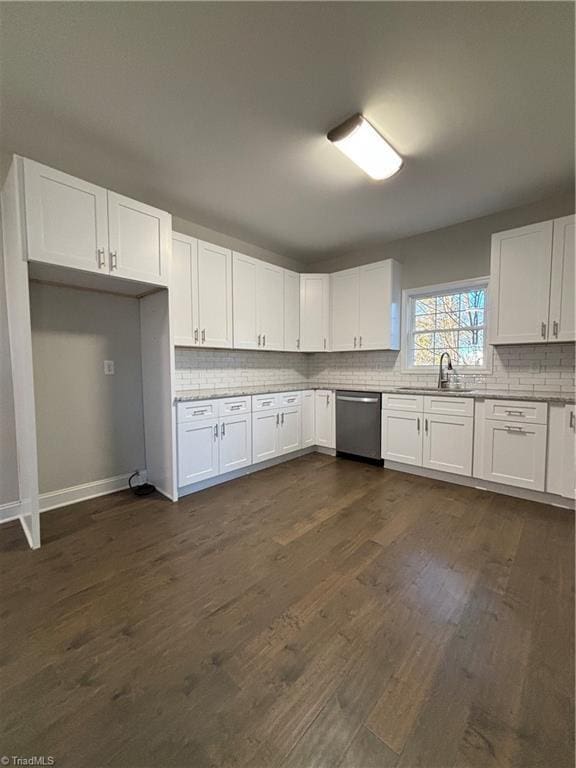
[
  {"left": 546, "top": 403, "right": 575, "bottom": 499},
  {"left": 382, "top": 395, "right": 473, "bottom": 477},
  {"left": 422, "top": 414, "right": 473, "bottom": 476},
  {"left": 302, "top": 390, "right": 315, "bottom": 448},
  {"left": 483, "top": 419, "right": 547, "bottom": 491},
  {"left": 315, "top": 390, "right": 335, "bottom": 448},
  {"left": 178, "top": 419, "right": 220, "bottom": 485},
  {"left": 252, "top": 410, "right": 281, "bottom": 464},
  {"left": 279, "top": 407, "right": 301, "bottom": 455},
  {"left": 219, "top": 414, "right": 252, "bottom": 473}
]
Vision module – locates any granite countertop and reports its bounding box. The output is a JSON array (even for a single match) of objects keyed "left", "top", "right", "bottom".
[{"left": 175, "top": 384, "right": 575, "bottom": 404}]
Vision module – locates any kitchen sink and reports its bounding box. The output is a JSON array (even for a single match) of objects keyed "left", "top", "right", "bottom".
[{"left": 394, "top": 386, "right": 473, "bottom": 393}]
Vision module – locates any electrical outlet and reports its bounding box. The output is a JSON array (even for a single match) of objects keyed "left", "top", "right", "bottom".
[{"left": 104, "top": 360, "right": 115, "bottom": 375}]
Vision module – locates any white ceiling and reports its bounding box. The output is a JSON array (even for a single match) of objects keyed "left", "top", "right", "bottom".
[{"left": 0, "top": 2, "right": 573, "bottom": 262}]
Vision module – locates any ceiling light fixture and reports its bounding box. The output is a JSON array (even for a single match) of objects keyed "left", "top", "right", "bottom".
[{"left": 327, "top": 113, "right": 403, "bottom": 180}]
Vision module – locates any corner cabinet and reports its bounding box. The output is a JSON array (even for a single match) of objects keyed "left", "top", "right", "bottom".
[
  {"left": 22, "top": 157, "right": 170, "bottom": 286},
  {"left": 331, "top": 260, "right": 401, "bottom": 351},
  {"left": 300, "top": 274, "right": 330, "bottom": 351},
  {"left": 490, "top": 215, "right": 575, "bottom": 344},
  {"left": 171, "top": 233, "right": 233, "bottom": 349}
]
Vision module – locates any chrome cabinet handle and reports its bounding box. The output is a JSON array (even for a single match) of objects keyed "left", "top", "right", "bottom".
[
  {"left": 97, "top": 248, "right": 105, "bottom": 268},
  {"left": 296, "top": 338, "right": 300, "bottom": 349},
  {"left": 327, "top": 393, "right": 330, "bottom": 406},
  {"left": 202, "top": 329, "right": 206, "bottom": 343},
  {"left": 570, "top": 411, "right": 575, "bottom": 430},
  {"left": 258, "top": 334, "right": 261, "bottom": 347},
  {"left": 281, "top": 412, "right": 285, "bottom": 425},
  {"left": 230, "top": 404, "right": 242, "bottom": 411},
  {"left": 505, "top": 425, "right": 525, "bottom": 432},
  {"left": 354, "top": 336, "right": 357, "bottom": 348},
  {"left": 276, "top": 413, "right": 279, "bottom": 426},
  {"left": 221, "top": 422, "right": 226, "bottom": 438},
  {"left": 359, "top": 336, "right": 363, "bottom": 348},
  {"left": 417, "top": 417, "right": 420, "bottom": 433},
  {"left": 110, "top": 250, "right": 118, "bottom": 270},
  {"left": 194, "top": 328, "right": 199, "bottom": 343},
  {"left": 425, "top": 418, "right": 428, "bottom": 434},
  {"left": 214, "top": 423, "right": 219, "bottom": 439},
  {"left": 541, "top": 322, "right": 546, "bottom": 339},
  {"left": 505, "top": 410, "right": 524, "bottom": 416},
  {"left": 553, "top": 321, "right": 559, "bottom": 338},
  {"left": 193, "top": 409, "right": 207, "bottom": 416},
  {"left": 323, "top": 337, "right": 327, "bottom": 350},
  {"left": 263, "top": 334, "right": 266, "bottom": 347}
]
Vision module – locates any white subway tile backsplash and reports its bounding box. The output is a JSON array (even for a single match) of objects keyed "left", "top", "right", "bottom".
[{"left": 175, "top": 343, "right": 575, "bottom": 395}]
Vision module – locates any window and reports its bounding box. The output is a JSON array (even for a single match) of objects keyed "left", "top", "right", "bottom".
[{"left": 404, "top": 278, "right": 489, "bottom": 369}]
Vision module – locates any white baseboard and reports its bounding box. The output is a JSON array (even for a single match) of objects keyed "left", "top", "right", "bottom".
[
  {"left": 0, "top": 500, "right": 22, "bottom": 524},
  {"left": 384, "top": 461, "right": 575, "bottom": 510},
  {"left": 39, "top": 471, "right": 146, "bottom": 513}
]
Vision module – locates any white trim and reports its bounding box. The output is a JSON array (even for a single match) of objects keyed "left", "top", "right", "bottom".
[
  {"left": 39, "top": 472, "right": 145, "bottom": 513},
  {"left": 0, "top": 500, "right": 22, "bottom": 524},
  {"left": 401, "top": 276, "right": 491, "bottom": 374},
  {"left": 384, "top": 460, "right": 575, "bottom": 510}
]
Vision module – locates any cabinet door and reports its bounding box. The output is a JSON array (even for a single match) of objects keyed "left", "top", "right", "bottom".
[
  {"left": 178, "top": 419, "right": 219, "bottom": 486},
  {"left": 482, "top": 419, "right": 546, "bottom": 491},
  {"left": 358, "top": 260, "right": 401, "bottom": 350},
  {"left": 252, "top": 410, "right": 280, "bottom": 464},
  {"left": 300, "top": 274, "right": 330, "bottom": 351},
  {"left": 381, "top": 409, "right": 422, "bottom": 465},
  {"left": 107, "top": 191, "right": 170, "bottom": 285},
  {"left": 422, "top": 414, "right": 473, "bottom": 476},
  {"left": 279, "top": 407, "right": 301, "bottom": 454},
  {"left": 219, "top": 414, "right": 252, "bottom": 473},
  {"left": 23, "top": 158, "right": 108, "bottom": 274},
  {"left": 331, "top": 268, "right": 359, "bottom": 351},
  {"left": 549, "top": 215, "right": 575, "bottom": 342},
  {"left": 315, "top": 390, "right": 335, "bottom": 448},
  {"left": 301, "top": 390, "right": 315, "bottom": 448},
  {"left": 171, "top": 234, "right": 199, "bottom": 346},
  {"left": 563, "top": 406, "right": 575, "bottom": 499},
  {"left": 490, "top": 221, "right": 553, "bottom": 344},
  {"left": 232, "top": 252, "right": 258, "bottom": 349},
  {"left": 284, "top": 269, "right": 300, "bottom": 351},
  {"left": 197, "top": 241, "right": 233, "bottom": 348},
  {"left": 257, "top": 262, "right": 284, "bottom": 350}
]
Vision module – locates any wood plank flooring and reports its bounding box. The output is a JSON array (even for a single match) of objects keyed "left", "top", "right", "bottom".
[{"left": 0, "top": 454, "right": 573, "bottom": 768}]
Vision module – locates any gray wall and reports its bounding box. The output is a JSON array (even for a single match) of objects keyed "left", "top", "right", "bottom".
[
  {"left": 310, "top": 190, "right": 575, "bottom": 287},
  {"left": 30, "top": 283, "right": 146, "bottom": 494},
  {"left": 0, "top": 228, "right": 20, "bottom": 505},
  {"left": 172, "top": 216, "right": 301, "bottom": 272}
]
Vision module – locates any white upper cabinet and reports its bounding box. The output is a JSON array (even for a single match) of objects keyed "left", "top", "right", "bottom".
[
  {"left": 549, "top": 215, "right": 575, "bottom": 342},
  {"left": 22, "top": 157, "right": 170, "bottom": 286},
  {"left": 358, "top": 260, "right": 401, "bottom": 350},
  {"left": 232, "top": 252, "right": 259, "bottom": 349},
  {"left": 300, "top": 274, "right": 330, "bottom": 352},
  {"left": 257, "top": 262, "right": 284, "bottom": 350},
  {"left": 197, "top": 241, "right": 233, "bottom": 348},
  {"left": 331, "top": 268, "right": 360, "bottom": 351},
  {"left": 232, "top": 253, "right": 286, "bottom": 351},
  {"left": 171, "top": 234, "right": 199, "bottom": 346},
  {"left": 23, "top": 158, "right": 108, "bottom": 275},
  {"left": 107, "top": 191, "right": 170, "bottom": 285},
  {"left": 330, "top": 260, "right": 401, "bottom": 352},
  {"left": 489, "top": 218, "right": 572, "bottom": 344},
  {"left": 284, "top": 270, "right": 300, "bottom": 351}
]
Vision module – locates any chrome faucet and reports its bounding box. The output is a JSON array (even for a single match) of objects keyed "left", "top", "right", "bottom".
[{"left": 438, "top": 352, "right": 453, "bottom": 389}]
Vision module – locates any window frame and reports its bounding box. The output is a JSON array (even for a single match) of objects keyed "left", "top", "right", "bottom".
[{"left": 402, "top": 277, "right": 492, "bottom": 373}]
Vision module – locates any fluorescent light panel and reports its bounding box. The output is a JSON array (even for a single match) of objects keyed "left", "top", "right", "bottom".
[{"left": 327, "top": 114, "right": 403, "bottom": 180}]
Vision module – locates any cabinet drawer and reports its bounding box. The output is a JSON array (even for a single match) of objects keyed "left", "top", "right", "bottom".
[
  {"left": 382, "top": 393, "right": 423, "bottom": 412},
  {"left": 177, "top": 399, "right": 219, "bottom": 423},
  {"left": 220, "top": 396, "right": 251, "bottom": 415},
  {"left": 484, "top": 399, "right": 547, "bottom": 425},
  {"left": 252, "top": 393, "right": 280, "bottom": 411},
  {"left": 424, "top": 395, "right": 474, "bottom": 418},
  {"left": 279, "top": 391, "right": 302, "bottom": 406}
]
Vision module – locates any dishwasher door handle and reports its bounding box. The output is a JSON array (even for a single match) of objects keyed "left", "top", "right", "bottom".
[{"left": 336, "top": 395, "right": 379, "bottom": 403}]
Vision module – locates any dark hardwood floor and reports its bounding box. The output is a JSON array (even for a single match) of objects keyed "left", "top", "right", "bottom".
[{"left": 0, "top": 454, "right": 573, "bottom": 768}]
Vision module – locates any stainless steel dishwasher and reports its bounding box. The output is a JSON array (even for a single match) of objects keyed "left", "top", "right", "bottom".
[{"left": 335, "top": 390, "right": 382, "bottom": 462}]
